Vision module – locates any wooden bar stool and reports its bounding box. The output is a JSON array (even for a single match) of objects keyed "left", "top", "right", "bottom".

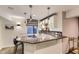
[
  {"left": 68, "top": 37, "right": 75, "bottom": 54},
  {"left": 71, "top": 37, "right": 79, "bottom": 54},
  {"left": 67, "top": 37, "right": 79, "bottom": 54}
]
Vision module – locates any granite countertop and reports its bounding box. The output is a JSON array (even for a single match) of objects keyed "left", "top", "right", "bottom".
[{"left": 17, "top": 36, "right": 67, "bottom": 44}]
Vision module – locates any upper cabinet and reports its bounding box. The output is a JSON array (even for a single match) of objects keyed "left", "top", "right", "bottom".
[
  {"left": 38, "top": 12, "right": 63, "bottom": 32},
  {"left": 38, "top": 15, "right": 57, "bottom": 31}
]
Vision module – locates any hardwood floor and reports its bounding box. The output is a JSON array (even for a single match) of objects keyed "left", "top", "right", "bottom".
[{"left": 0, "top": 46, "right": 22, "bottom": 54}]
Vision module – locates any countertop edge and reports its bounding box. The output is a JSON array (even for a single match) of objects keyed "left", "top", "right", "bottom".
[{"left": 17, "top": 36, "right": 67, "bottom": 44}]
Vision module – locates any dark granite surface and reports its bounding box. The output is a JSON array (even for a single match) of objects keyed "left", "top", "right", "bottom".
[{"left": 17, "top": 36, "right": 67, "bottom": 44}]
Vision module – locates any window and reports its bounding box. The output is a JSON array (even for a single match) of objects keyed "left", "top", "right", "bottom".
[{"left": 27, "top": 25, "right": 37, "bottom": 37}]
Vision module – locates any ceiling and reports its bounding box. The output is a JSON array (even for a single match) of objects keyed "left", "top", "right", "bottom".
[{"left": 0, "top": 5, "right": 79, "bottom": 23}]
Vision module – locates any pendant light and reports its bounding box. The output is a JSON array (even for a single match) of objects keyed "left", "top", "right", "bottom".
[
  {"left": 46, "top": 7, "right": 50, "bottom": 24},
  {"left": 24, "top": 12, "right": 27, "bottom": 24},
  {"left": 44, "top": 7, "right": 50, "bottom": 25},
  {"left": 29, "top": 5, "right": 32, "bottom": 21},
  {"left": 44, "top": 7, "right": 50, "bottom": 31},
  {"left": 47, "top": 7, "right": 50, "bottom": 20},
  {"left": 24, "top": 5, "right": 32, "bottom": 25}
]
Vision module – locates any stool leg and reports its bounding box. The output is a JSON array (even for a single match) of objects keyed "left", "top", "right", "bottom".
[
  {"left": 14, "top": 45, "right": 17, "bottom": 54},
  {"left": 22, "top": 43, "right": 24, "bottom": 54},
  {"left": 77, "top": 38, "right": 79, "bottom": 54},
  {"left": 68, "top": 38, "right": 70, "bottom": 53}
]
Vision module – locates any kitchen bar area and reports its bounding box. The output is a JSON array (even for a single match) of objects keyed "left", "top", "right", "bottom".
[
  {"left": 14, "top": 6, "right": 68, "bottom": 53},
  {"left": 0, "top": 5, "right": 79, "bottom": 54}
]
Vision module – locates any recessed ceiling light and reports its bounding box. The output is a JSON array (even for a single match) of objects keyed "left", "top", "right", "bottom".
[{"left": 16, "top": 22, "right": 21, "bottom": 24}]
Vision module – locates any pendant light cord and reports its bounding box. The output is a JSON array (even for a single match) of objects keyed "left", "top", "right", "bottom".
[
  {"left": 29, "top": 5, "right": 32, "bottom": 20},
  {"left": 47, "top": 7, "right": 50, "bottom": 20}
]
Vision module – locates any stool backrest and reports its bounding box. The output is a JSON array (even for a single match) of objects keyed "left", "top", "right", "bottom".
[{"left": 13, "top": 36, "right": 18, "bottom": 45}]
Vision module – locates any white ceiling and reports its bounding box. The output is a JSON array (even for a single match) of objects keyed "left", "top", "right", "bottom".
[{"left": 0, "top": 5, "right": 79, "bottom": 23}]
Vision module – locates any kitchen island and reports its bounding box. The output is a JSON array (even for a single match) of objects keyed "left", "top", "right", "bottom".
[{"left": 17, "top": 36, "right": 68, "bottom": 54}]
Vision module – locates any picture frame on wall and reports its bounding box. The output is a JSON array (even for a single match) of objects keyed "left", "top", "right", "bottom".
[{"left": 5, "top": 25, "right": 14, "bottom": 30}]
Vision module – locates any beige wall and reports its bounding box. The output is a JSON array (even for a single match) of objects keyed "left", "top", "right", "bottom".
[
  {"left": 63, "top": 17, "right": 78, "bottom": 38},
  {"left": 0, "top": 17, "right": 2, "bottom": 48},
  {"left": 66, "top": 8, "right": 79, "bottom": 18},
  {"left": 55, "top": 11, "right": 63, "bottom": 31},
  {"left": 0, "top": 17, "right": 16, "bottom": 48},
  {"left": 0, "top": 16, "right": 27, "bottom": 48}
]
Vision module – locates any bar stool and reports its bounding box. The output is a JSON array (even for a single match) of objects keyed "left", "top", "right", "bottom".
[
  {"left": 70, "top": 37, "right": 79, "bottom": 54},
  {"left": 67, "top": 37, "right": 79, "bottom": 54},
  {"left": 67, "top": 37, "right": 75, "bottom": 53},
  {"left": 13, "top": 37, "right": 24, "bottom": 54}
]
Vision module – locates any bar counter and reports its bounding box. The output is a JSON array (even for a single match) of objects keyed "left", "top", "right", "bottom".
[{"left": 17, "top": 36, "right": 68, "bottom": 54}]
